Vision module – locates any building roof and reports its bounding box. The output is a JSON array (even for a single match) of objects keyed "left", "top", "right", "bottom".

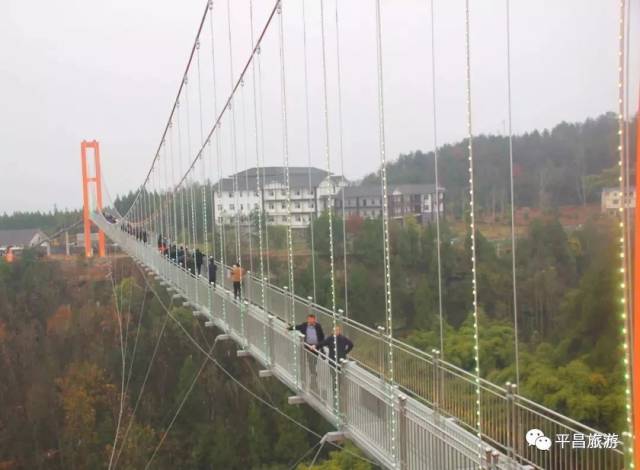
[
  {"left": 214, "top": 166, "right": 333, "bottom": 192},
  {"left": 337, "top": 183, "right": 442, "bottom": 199},
  {"left": 0, "top": 228, "right": 47, "bottom": 248}
]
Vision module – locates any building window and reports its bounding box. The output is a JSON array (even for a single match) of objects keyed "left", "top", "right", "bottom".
[
  {"left": 362, "top": 199, "right": 367, "bottom": 207},
  {"left": 217, "top": 204, "right": 222, "bottom": 211},
  {"left": 281, "top": 190, "right": 286, "bottom": 196},
  {"left": 281, "top": 202, "right": 286, "bottom": 209},
  {"left": 254, "top": 203, "right": 259, "bottom": 209},
  {"left": 269, "top": 191, "right": 274, "bottom": 197},
  {"left": 269, "top": 203, "right": 274, "bottom": 210},
  {"left": 295, "top": 190, "right": 300, "bottom": 196},
  {"left": 295, "top": 216, "right": 301, "bottom": 222},
  {"left": 228, "top": 192, "right": 233, "bottom": 198},
  {"left": 310, "top": 202, "right": 315, "bottom": 208},
  {"left": 229, "top": 204, "right": 235, "bottom": 210},
  {"left": 295, "top": 202, "right": 301, "bottom": 209}
]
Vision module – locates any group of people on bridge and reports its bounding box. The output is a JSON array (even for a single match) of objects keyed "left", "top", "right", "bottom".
[
  {"left": 117, "top": 222, "right": 355, "bottom": 384},
  {"left": 116, "top": 224, "right": 245, "bottom": 301}
]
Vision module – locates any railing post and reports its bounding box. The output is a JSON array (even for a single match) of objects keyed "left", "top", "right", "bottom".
[
  {"left": 241, "top": 300, "right": 248, "bottom": 348},
  {"left": 491, "top": 451, "right": 500, "bottom": 470},
  {"left": 267, "top": 314, "right": 275, "bottom": 368},
  {"left": 398, "top": 391, "right": 408, "bottom": 470},
  {"left": 484, "top": 447, "right": 495, "bottom": 470},
  {"left": 296, "top": 331, "right": 305, "bottom": 391},
  {"left": 337, "top": 358, "right": 348, "bottom": 429},
  {"left": 431, "top": 349, "right": 441, "bottom": 419},
  {"left": 246, "top": 270, "right": 252, "bottom": 304},
  {"left": 263, "top": 276, "right": 269, "bottom": 311},
  {"left": 208, "top": 272, "right": 214, "bottom": 321},
  {"left": 283, "top": 286, "right": 290, "bottom": 323},
  {"left": 283, "top": 285, "right": 296, "bottom": 380},
  {"left": 377, "top": 325, "right": 386, "bottom": 380},
  {"left": 505, "top": 381, "right": 516, "bottom": 468},
  {"left": 511, "top": 383, "right": 519, "bottom": 469}
]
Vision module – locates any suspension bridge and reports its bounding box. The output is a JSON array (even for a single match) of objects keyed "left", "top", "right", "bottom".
[{"left": 75, "top": 0, "right": 638, "bottom": 468}]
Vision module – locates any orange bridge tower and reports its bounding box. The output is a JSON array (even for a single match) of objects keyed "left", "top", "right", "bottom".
[{"left": 80, "top": 140, "right": 106, "bottom": 257}]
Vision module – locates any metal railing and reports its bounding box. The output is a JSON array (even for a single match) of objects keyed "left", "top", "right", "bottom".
[{"left": 94, "top": 214, "right": 625, "bottom": 470}]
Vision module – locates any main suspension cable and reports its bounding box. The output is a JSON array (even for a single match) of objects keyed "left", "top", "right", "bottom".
[{"left": 121, "top": 0, "right": 212, "bottom": 221}]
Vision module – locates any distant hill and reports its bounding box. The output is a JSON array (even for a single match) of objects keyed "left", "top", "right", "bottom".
[
  {"left": 362, "top": 112, "right": 636, "bottom": 219},
  {"left": 2, "top": 113, "right": 635, "bottom": 231},
  {"left": 0, "top": 209, "right": 82, "bottom": 234}
]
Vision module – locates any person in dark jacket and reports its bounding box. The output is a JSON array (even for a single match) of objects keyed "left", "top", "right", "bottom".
[
  {"left": 290, "top": 314, "right": 325, "bottom": 392},
  {"left": 314, "top": 325, "right": 353, "bottom": 364},
  {"left": 177, "top": 246, "right": 185, "bottom": 266},
  {"left": 187, "top": 250, "right": 196, "bottom": 275},
  {"left": 208, "top": 257, "right": 217, "bottom": 287},
  {"left": 195, "top": 249, "right": 204, "bottom": 276},
  {"left": 290, "top": 314, "right": 325, "bottom": 348},
  {"left": 314, "top": 325, "right": 353, "bottom": 401}
]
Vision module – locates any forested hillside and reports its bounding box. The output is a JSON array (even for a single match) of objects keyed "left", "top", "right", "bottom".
[
  {"left": 363, "top": 112, "right": 635, "bottom": 217},
  {"left": 0, "top": 254, "right": 371, "bottom": 469},
  {"left": 0, "top": 209, "right": 81, "bottom": 234}
]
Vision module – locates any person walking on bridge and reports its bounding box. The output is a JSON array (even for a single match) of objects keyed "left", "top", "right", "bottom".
[
  {"left": 208, "top": 256, "right": 217, "bottom": 287},
  {"left": 231, "top": 262, "right": 245, "bottom": 300},
  {"left": 195, "top": 248, "right": 204, "bottom": 276}
]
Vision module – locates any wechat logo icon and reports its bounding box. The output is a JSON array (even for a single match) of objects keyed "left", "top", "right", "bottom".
[{"left": 526, "top": 429, "right": 552, "bottom": 451}]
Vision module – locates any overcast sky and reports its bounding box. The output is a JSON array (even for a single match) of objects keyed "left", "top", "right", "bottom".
[{"left": 1, "top": 0, "right": 638, "bottom": 214}]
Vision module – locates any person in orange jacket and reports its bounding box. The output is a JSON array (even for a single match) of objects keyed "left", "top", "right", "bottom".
[
  {"left": 5, "top": 247, "right": 14, "bottom": 263},
  {"left": 231, "top": 262, "right": 245, "bottom": 300}
]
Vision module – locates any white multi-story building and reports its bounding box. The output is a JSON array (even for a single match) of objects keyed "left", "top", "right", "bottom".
[{"left": 214, "top": 167, "right": 347, "bottom": 228}]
